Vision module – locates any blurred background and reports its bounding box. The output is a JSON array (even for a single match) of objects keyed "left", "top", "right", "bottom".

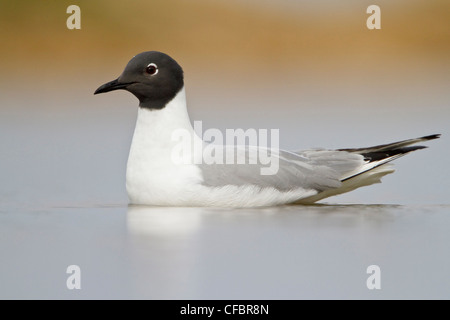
[
  {"left": 0, "top": 0, "right": 448, "bottom": 206},
  {"left": 0, "top": 0, "right": 449, "bottom": 299}
]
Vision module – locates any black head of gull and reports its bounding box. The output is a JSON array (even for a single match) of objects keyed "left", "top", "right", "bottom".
[{"left": 94, "top": 51, "right": 184, "bottom": 110}]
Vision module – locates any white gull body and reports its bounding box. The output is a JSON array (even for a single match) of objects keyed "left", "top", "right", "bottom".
[
  {"left": 125, "top": 87, "right": 319, "bottom": 207},
  {"left": 125, "top": 86, "right": 423, "bottom": 207}
]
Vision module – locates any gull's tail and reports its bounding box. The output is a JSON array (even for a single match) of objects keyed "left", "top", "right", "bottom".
[{"left": 297, "top": 134, "right": 441, "bottom": 204}]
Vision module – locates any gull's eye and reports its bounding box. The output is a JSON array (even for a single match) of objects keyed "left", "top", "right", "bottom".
[{"left": 145, "top": 63, "right": 158, "bottom": 75}]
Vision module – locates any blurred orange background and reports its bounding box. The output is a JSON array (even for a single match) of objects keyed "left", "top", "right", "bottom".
[{"left": 1, "top": 0, "right": 448, "bottom": 84}]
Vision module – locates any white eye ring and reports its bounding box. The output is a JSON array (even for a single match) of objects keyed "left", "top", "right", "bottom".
[{"left": 145, "top": 63, "right": 158, "bottom": 76}]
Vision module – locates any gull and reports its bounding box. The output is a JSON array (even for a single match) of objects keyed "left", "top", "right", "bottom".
[{"left": 94, "top": 51, "right": 440, "bottom": 207}]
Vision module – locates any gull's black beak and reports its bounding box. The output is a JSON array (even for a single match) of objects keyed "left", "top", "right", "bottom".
[{"left": 94, "top": 78, "right": 134, "bottom": 95}]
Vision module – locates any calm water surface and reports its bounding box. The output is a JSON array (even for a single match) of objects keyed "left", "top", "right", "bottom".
[{"left": 1, "top": 203, "right": 449, "bottom": 299}]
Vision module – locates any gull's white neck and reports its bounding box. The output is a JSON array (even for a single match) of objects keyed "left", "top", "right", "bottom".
[
  {"left": 134, "top": 87, "right": 194, "bottom": 145},
  {"left": 126, "top": 87, "right": 203, "bottom": 204}
]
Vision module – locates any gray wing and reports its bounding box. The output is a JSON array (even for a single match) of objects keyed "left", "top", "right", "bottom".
[
  {"left": 198, "top": 145, "right": 365, "bottom": 193},
  {"left": 198, "top": 135, "right": 440, "bottom": 199}
]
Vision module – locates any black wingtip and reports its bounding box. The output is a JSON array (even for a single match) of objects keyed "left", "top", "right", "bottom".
[
  {"left": 362, "top": 145, "right": 428, "bottom": 162},
  {"left": 402, "top": 145, "right": 428, "bottom": 152},
  {"left": 420, "top": 134, "right": 441, "bottom": 141}
]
